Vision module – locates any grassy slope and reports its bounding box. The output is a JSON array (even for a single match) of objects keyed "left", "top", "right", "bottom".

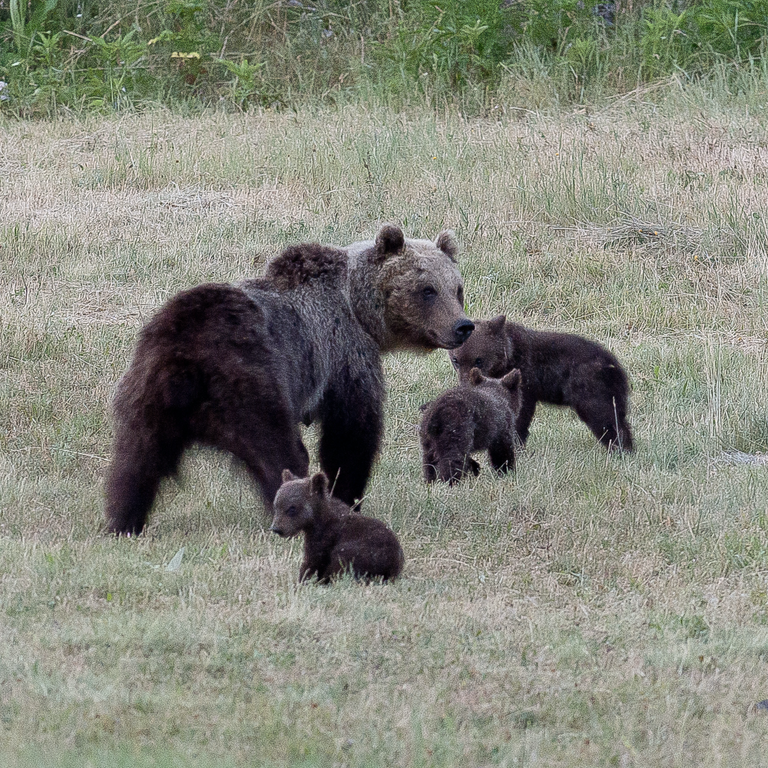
[{"left": 3, "top": 88, "right": 768, "bottom": 765}]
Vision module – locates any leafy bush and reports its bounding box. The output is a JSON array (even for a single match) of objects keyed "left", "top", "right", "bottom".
[
  {"left": 1, "top": 0, "right": 768, "bottom": 115},
  {"left": 381, "top": 0, "right": 513, "bottom": 88},
  {"left": 692, "top": 0, "right": 768, "bottom": 62}
]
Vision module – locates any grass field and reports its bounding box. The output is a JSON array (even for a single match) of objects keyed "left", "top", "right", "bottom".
[{"left": 3, "top": 85, "right": 768, "bottom": 766}]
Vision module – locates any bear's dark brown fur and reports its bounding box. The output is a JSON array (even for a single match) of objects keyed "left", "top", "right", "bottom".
[
  {"left": 450, "top": 315, "right": 633, "bottom": 452},
  {"left": 106, "top": 225, "right": 473, "bottom": 535},
  {"left": 271, "top": 470, "right": 405, "bottom": 583},
  {"left": 420, "top": 367, "right": 523, "bottom": 484}
]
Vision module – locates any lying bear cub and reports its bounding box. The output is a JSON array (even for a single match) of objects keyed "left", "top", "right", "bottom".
[
  {"left": 450, "top": 315, "right": 634, "bottom": 452},
  {"left": 420, "top": 367, "right": 523, "bottom": 485},
  {"left": 271, "top": 470, "right": 404, "bottom": 583}
]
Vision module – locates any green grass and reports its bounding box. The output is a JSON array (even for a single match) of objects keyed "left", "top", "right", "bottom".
[{"left": 4, "top": 84, "right": 768, "bottom": 765}]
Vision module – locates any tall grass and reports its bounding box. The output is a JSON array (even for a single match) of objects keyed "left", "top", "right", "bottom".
[{"left": 2, "top": 0, "right": 768, "bottom": 115}]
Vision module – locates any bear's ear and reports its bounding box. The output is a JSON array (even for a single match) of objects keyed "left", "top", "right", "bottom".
[
  {"left": 502, "top": 368, "right": 522, "bottom": 392},
  {"left": 487, "top": 315, "right": 506, "bottom": 335},
  {"left": 310, "top": 471, "right": 329, "bottom": 497},
  {"left": 469, "top": 367, "right": 485, "bottom": 386},
  {"left": 435, "top": 230, "right": 459, "bottom": 262},
  {"left": 282, "top": 468, "right": 298, "bottom": 483},
  {"left": 375, "top": 224, "right": 405, "bottom": 257}
]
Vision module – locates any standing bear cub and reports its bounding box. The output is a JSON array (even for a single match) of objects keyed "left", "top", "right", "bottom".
[
  {"left": 271, "top": 470, "right": 405, "bottom": 583},
  {"left": 450, "top": 315, "right": 633, "bottom": 452},
  {"left": 106, "top": 224, "right": 473, "bottom": 535},
  {"left": 420, "top": 367, "right": 523, "bottom": 484}
]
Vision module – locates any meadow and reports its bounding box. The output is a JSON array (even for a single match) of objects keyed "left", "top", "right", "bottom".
[{"left": 3, "top": 82, "right": 768, "bottom": 766}]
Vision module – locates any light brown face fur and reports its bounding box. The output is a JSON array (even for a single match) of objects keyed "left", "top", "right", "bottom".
[
  {"left": 270, "top": 470, "right": 327, "bottom": 538},
  {"left": 378, "top": 229, "right": 473, "bottom": 352},
  {"left": 450, "top": 315, "right": 509, "bottom": 382}
]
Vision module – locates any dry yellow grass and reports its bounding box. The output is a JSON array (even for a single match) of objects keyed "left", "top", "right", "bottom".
[{"left": 3, "top": 94, "right": 768, "bottom": 766}]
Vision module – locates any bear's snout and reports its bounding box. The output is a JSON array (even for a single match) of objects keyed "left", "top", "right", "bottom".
[
  {"left": 270, "top": 523, "right": 286, "bottom": 537},
  {"left": 452, "top": 319, "right": 475, "bottom": 346}
]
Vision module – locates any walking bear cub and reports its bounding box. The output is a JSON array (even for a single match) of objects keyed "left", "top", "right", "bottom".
[
  {"left": 449, "top": 315, "right": 633, "bottom": 452},
  {"left": 106, "top": 224, "right": 474, "bottom": 535},
  {"left": 271, "top": 469, "right": 405, "bottom": 583},
  {"left": 420, "top": 367, "right": 523, "bottom": 484}
]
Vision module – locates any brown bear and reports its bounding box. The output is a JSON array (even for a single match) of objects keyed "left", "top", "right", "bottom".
[
  {"left": 419, "top": 367, "right": 523, "bottom": 484},
  {"left": 449, "top": 315, "right": 633, "bottom": 452},
  {"left": 106, "top": 224, "right": 473, "bottom": 535},
  {"left": 271, "top": 469, "right": 405, "bottom": 583}
]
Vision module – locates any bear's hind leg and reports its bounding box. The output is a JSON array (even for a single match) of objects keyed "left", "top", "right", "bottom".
[
  {"left": 436, "top": 450, "right": 472, "bottom": 485},
  {"left": 105, "top": 424, "right": 186, "bottom": 536},
  {"left": 574, "top": 397, "right": 634, "bottom": 452},
  {"left": 488, "top": 435, "right": 516, "bottom": 475},
  {"left": 465, "top": 457, "right": 481, "bottom": 476}
]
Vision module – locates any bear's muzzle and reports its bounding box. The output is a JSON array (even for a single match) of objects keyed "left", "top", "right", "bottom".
[{"left": 452, "top": 319, "right": 475, "bottom": 346}]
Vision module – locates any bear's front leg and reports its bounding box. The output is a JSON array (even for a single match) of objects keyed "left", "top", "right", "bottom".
[
  {"left": 514, "top": 395, "right": 537, "bottom": 445},
  {"left": 318, "top": 378, "right": 384, "bottom": 507}
]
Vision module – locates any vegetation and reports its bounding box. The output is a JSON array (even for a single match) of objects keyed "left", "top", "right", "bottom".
[
  {"left": 1, "top": 0, "right": 768, "bottom": 115},
  {"left": 4, "top": 82, "right": 768, "bottom": 763},
  {"left": 4, "top": 1, "right": 768, "bottom": 765}
]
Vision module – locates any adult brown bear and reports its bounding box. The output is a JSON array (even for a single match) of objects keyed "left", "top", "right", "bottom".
[{"left": 106, "top": 224, "right": 473, "bottom": 535}]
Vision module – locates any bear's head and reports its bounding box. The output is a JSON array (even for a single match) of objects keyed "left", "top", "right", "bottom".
[
  {"left": 450, "top": 315, "right": 510, "bottom": 383},
  {"left": 347, "top": 224, "right": 474, "bottom": 352},
  {"left": 270, "top": 470, "right": 329, "bottom": 538},
  {"left": 468, "top": 366, "right": 523, "bottom": 415}
]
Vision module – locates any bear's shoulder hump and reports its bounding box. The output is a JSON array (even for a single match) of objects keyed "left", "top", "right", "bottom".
[{"left": 266, "top": 243, "right": 348, "bottom": 291}]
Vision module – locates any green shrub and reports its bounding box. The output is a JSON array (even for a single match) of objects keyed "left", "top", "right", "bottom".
[
  {"left": 1, "top": 0, "right": 768, "bottom": 114},
  {"left": 692, "top": 0, "right": 768, "bottom": 62},
  {"left": 640, "top": 6, "right": 693, "bottom": 78},
  {"left": 381, "top": 0, "right": 512, "bottom": 89}
]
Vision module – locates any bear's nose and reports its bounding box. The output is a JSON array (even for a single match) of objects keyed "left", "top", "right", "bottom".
[
  {"left": 269, "top": 524, "right": 284, "bottom": 536},
  {"left": 453, "top": 319, "right": 475, "bottom": 345}
]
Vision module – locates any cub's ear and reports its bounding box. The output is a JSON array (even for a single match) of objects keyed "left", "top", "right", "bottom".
[
  {"left": 502, "top": 368, "right": 522, "bottom": 392},
  {"left": 487, "top": 315, "right": 506, "bottom": 334},
  {"left": 375, "top": 224, "right": 405, "bottom": 257},
  {"left": 282, "top": 469, "right": 299, "bottom": 483},
  {"left": 469, "top": 367, "right": 485, "bottom": 386},
  {"left": 435, "top": 230, "right": 459, "bottom": 262},
  {"left": 310, "top": 471, "right": 329, "bottom": 497}
]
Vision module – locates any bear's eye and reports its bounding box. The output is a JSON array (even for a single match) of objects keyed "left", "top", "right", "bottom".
[
  {"left": 451, "top": 357, "right": 459, "bottom": 369},
  {"left": 420, "top": 286, "right": 438, "bottom": 302},
  {"left": 286, "top": 505, "right": 298, "bottom": 517},
  {"left": 456, "top": 286, "right": 464, "bottom": 305},
  {"left": 474, "top": 358, "right": 483, "bottom": 368}
]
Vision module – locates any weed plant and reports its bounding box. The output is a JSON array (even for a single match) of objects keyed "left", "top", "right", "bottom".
[{"left": 3, "top": 83, "right": 768, "bottom": 764}]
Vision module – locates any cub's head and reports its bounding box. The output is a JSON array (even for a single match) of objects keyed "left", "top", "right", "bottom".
[
  {"left": 270, "top": 470, "right": 329, "bottom": 538},
  {"left": 450, "top": 315, "right": 509, "bottom": 383},
  {"left": 468, "top": 366, "right": 523, "bottom": 415},
  {"left": 355, "top": 224, "right": 474, "bottom": 352}
]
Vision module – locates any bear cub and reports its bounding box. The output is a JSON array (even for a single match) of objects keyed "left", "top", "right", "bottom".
[
  {"left": 450, "top": 315, "right": 633, "bottom": 452},
  {"left": 420, "top": 367, "right": 523, "bottom": 485},
  {"left": 271, "top": 470, "right": 405, "bottom": 583}
]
